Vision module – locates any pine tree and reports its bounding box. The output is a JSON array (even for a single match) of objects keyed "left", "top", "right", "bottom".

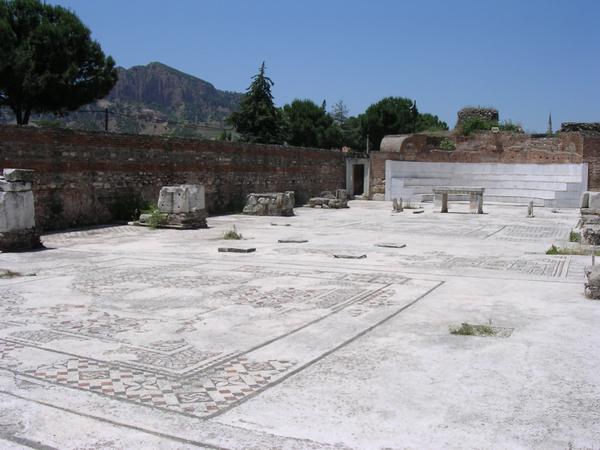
[
  {"left": 227, "top": 62, "right": 283, "bottom": 144},
  {"left": 0, "top": 0, "right": 117, "bottom": 124}
]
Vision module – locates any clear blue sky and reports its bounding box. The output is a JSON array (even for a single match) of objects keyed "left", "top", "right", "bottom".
[{"left": 51, "top": 0, "right": 599, "bottom": 132}]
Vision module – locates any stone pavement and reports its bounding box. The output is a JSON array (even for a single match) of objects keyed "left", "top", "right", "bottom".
[{"left": 0, "top": 201, "right": 598, "bottom": 449}]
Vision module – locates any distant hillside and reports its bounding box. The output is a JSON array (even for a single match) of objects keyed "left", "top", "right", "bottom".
[{"left": 0, "top": 62, "right": 243, "bottom": 138}]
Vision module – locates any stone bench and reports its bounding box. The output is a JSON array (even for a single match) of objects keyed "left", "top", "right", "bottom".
[{"left": 433, "top": 187, "right": 484, "bottom": 214}]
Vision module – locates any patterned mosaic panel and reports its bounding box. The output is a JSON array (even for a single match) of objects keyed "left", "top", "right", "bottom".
[
  {"left": 489, "top": 225, "right": 571, "bottom": 241},
  {"left": 16, "top": 351, "right": 295, "bottom": 418},
  {"left": 347, "top": 289, "right": 397, "bottom": 317}
]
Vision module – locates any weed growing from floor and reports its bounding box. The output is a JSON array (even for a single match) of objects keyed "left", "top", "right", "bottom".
[
  {"left": 450, "top": 323, "right": 497, "bottom": 337},
  {"left": 546, "top": 244, "right": 600, "bottom": 256},
  {"left": 0, "top": 269, "right": 22, "bottom": 279},
  {"left": 569, "top": 230, "right": 581, "bottom": 243},
  {"left": 144, "top": 205, "right": 166, "bottom": 229},
  {"left": 223, "top": 225, "right": 243, "bottom": 240}
]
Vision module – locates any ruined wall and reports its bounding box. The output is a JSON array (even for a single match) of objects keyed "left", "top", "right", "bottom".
[
  {"left": 370, "top": 131, "right": 586, "bottom": 197},
  {"left": 0, "top": 125, "right": 346, "bottom": 230},
  {"left": 582, "top": 134, "right": 600, "bottom": 190}
]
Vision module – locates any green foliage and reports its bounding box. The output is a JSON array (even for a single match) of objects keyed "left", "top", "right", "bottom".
[
  {"left": 546, "top": 244, "right": 599, "bottom": 255},
  {"left": 459, "top": 117, "right": 499, "bottom": 136},
  {"left": 361, "top": 97, "right": 417, "bottom": 150},
  {"left": 439, "top": 138, "right": 456, "bottom": 150},
  {"left": 33, "top": 119, "right": 63, "bottom": 128},
  {"left": 450, "top": 323, "right": 496, "bottom": 336},
  {"left": 282, "top": 99, "right": 341, "bottom": 148},
  {"left": 416, "top": 113, "right": 449, "bottom": 132},
  {"left": 146, "top": 206, "right": 166, "bottom": 229},
  {"left": 227, "top": 62, "right": 283, "bottom": 144},
  {"left": 223, "top": 226, "right": 242, "bottom": 240},
  {"left": 0, "top": 0, "right": 118, "bottom": 124},
  {"left": 499, "top": 120, "right": 523, "bottom": 133},
  {"left": 569, "top": 230, "right": 581, "bottom": 243},
  {"left": 339, "top": 116, "right": 364, "bottom": 151}
]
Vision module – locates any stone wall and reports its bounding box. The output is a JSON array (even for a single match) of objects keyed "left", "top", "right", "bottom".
[
  {"left": 370, "top": 131, "right": 587, "bottom": 198},
  {"left": 0, "top": 125, "right": 346, "bottom": 230},
  {"left": 582, "top": 134, "right": 600, "bottom": 190}
]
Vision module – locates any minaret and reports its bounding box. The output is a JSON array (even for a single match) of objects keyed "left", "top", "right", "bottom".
[{"left": 547, "top": 113, "right": 553, "bottom": 135}]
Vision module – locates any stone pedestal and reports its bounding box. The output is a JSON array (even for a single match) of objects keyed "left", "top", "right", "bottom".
[
  {"left": 0, "top": 169, "right": 41, "bottom": 251},
  {"left": 137, "top": 185, "right": 207, "bottom": 229},
  {"left": 580, "top": 191, "right": 600, "bottom": 245},
  {"left": 243, "top": 192, "right": 295, "bottom": 216}
]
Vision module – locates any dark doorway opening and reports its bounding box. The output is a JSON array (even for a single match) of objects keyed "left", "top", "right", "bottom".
[{"left": 353, "top": 164, "right": 365, "bottom": 195}]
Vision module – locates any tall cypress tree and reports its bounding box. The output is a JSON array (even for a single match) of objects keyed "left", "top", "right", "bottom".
[{"left": 227, "top": 62, "right": 283, "bottom": 144}]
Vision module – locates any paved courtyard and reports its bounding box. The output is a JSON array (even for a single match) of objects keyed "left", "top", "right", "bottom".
[{"left": 0, "top": 200, "right": 598, "bottom": 449}]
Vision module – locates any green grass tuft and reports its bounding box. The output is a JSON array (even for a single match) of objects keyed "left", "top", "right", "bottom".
[
  {"left": 450, "top": 323, "right": 497, "bottom": 337},
  {"left": 223, "top": 226, "right": 243, "bottom": 240}
]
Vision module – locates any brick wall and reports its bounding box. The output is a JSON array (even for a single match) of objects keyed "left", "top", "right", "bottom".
[
  {"left": 582, "top": 134, "right": 600, "bottom": 190},
  {"left": 0, "top": 125, "right": 346, "bottom": 230},
  {"left": 370, "top": 131, "right": 589, "bottom": 196}
]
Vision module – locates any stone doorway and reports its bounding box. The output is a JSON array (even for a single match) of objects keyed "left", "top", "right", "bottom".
[
  {"left": 346, "top": 158, "right": 370, "bottom": 198},
  {"left": 353, "top": 164, "right": 365, "bottom": 195}
]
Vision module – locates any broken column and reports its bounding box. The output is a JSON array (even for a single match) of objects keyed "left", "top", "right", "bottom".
[
  {"left": 0, "top": 169, "right": 42, "bottom": 251},
  {"left": 243, "top": 192, "right": 295, "bottom": 216},
  {"left": 137, "top": 184, "right": 207, "bottom": 228}
]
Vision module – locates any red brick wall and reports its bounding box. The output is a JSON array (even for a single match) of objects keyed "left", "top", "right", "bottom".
[
  {"left": 370, "top": 131, "right": 587, "bottom": 196},
  {"left": 582, "top": 135, "right": 600, "bottom": 190},
  {"left": 0, "top": 125, "right": 346, "bottom": 230}
]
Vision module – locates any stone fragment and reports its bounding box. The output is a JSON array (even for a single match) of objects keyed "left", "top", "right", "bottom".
[
  {"left": 375, "top": 243, "right": 406, "bottom": 249},
  {"left": 333, "top": 254, "right": 367, "bottom": 259},
  {"left": 218, "top": 247, "right": 256, "bottom": 253},
  {"left": 580, "top": 192, "right": 590, "bottom": 209},
  {"left": 2, "top": 168, "right": 34, "bottom": 183},
  {"left": 527, "top": 200, "right": 534, "bottom": 218},
  {"left": 243, "top": 192, "right": 295, "bottom": 216},
  {"left": 412, "top": 209, "right": 425, "bottom": 214},
  {"left": 584, "top": 265, "right": 600, "bottom": 299},
  {"left": 588, "top": 192, "right": 600, "bottom": 210},
  {"left": 0, "top": 169, "right": 41, "bottom": 252},
  {"left": 308, "top": 189, "right": 349, "bottom": 209},
  {"left": 582, "top": 226, "right": 600, "bottom": 246},
  {"left": 136, "top": 185, "right": 207, "bottom": 229}
]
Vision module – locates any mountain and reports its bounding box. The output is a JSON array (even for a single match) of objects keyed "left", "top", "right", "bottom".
[{"left": 0, "top": 62, "right": 243, "bottom": 138}]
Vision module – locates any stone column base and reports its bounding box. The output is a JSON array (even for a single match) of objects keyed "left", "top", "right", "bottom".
[{"left": 0, "top": 228, "right": 42, "bottom": 252}]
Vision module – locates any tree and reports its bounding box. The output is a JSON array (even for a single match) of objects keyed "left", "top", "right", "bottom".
[
  {"left": 227, "top": 62, "right": 283, "bottom": 144},
  {"left": 416, "top": 113, "right": 448, "bottom": 132},
  {"left": 361, "top": 97, "right": 416, "bottom": 150},
  {"left": 330, "top": 99, "right": 349, "bottom": 124},
  {"left": 0, "top": 0, "right": 118, "bottom": 124},
  {"left": 282, "top": 99, "right": 341, "bottom": 148}
]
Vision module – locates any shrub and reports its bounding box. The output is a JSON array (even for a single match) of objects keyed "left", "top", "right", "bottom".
[
  {"left": 439, "top": 138, "right": 456, "bottom": 150},
  {"left": 459, "top": 117, "right": 499, "bottom": 136},
  {"left": 499, "top": 121, "right": 523, "bottom": 133},
  {"left": 145, "top": 206, "right": 166, "bottom": 229},
  {"left": 569, "top": 230, "right": 581, "bottom": 243}
]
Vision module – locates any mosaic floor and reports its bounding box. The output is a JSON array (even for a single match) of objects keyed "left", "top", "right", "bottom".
[{"left": 1, "top": 201, "right": 597, "bottom": 449}]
